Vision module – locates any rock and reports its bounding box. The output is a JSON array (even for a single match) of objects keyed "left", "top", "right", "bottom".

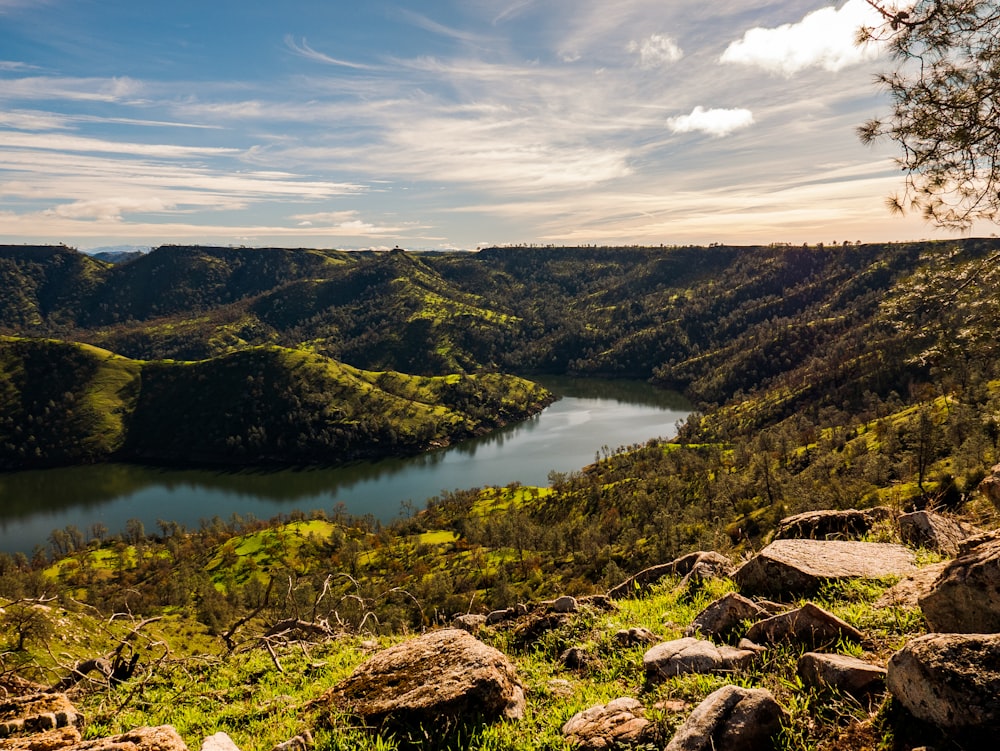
[
  {"left": 977, "top": 462, "right": 1000, "bottom": 511},
  {"left": 486, "top": 608, "right": 513, "bottom": 625},
  {"left": 685, "top": 593, "right": 766, "bottom": 640},
  {"left": 451, "top": 614, "right": 487, "bottom": 633},
  {"left": 553, "top": 596, "right": 578, "bottom": 613},
  {"left": 887, "top": 633, "right": 1000, "bottom": 730},
  {"left": 745, "top": 603, "right": 862, "bottom": 646},
  {"left": 613, "top": 627, "right": 659, "bottom": 647},
  {"left": 270, "top": 732, "right": 311, "bottom": 751},
  {"left": 201, "top": 733, "right": 241, "bottom": 751},
  {"left": 579, "top": 595, "right": 614, "bottom": 611},
  {"left": 774, "top": 507, "right": 894, "bottom": 541},
  {"left": 736, "top": 639, "right": 766, "bottom": 655},
  {"left": 874, "top": 561, "right": 949, "bottom": 609},
  {"left": 327, "top": 628, "right": 525, "bottom": 729},
  {"left": 0, "top": 693, "right": 83, "bottom": 738},
  {"left": 547, "top": 679, "right": 574, "bottom": 697},
  {"left": 561, "top": 697, "right": 651, "bottom": 750},
  {"left": 643, "top": 638, "right": 756, "bottom": 681},
  {"left": 796, "top": 652, "right": 886, "bottom": 697},
  {"left": 919, "top": 533, "right": 1000, "bottom": 632},
  {"left": 665, "top": 685, "right": 787, "bottom": 751},
  {"left": 560, "top": 646, "right": 600, "bottom": 672},
  {"left": 2, "top": 726, "right": 81, "bottom": 750},
  {"left": 897, "top": 510, "right": 981, "bottom": 555},
  {"left": 608, "top": 552, "right": 733, "bottom": 600},
  {"left": 66, "top": 726, "right": 190, "bottom": 750},
  {"left": 733, "top": 539, "right": 917, "bottom": 597}
]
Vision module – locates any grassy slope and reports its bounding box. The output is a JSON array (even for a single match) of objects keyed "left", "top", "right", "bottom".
[{"left": 0, "top": 339, "right": 551, "bottom": 468}]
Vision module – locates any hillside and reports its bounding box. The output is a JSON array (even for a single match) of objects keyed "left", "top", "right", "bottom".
[{"left": 0, "top": 338, "right": 552, "bottom": 469}]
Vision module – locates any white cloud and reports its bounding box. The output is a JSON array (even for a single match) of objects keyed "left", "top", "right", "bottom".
[
  {"left": 628, "top": 33, "right": 683, "bottom": 68},
  {"left": 0, "top": 75, "right": 144, "bottom": 103},
  {"left": 667, "top": 106, "right": 754, "bottom": 137},
  {"left": 720, "top": 0, "right": 883, "bottom": 76},
  {"left": 284, "top": 36, "right": 379, "bottom": 71},
  {"left": 46, "top": 197, "right": 172, "bottom": 221}
]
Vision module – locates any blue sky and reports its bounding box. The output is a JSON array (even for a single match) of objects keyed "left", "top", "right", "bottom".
[{"left": 0, "top": 0, "right": 983, "bottom": 250}]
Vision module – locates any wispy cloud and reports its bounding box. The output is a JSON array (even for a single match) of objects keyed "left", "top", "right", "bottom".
[
  {"left": 667, "top": 106, "right": 754, "bottom": 137},
  {"left": 396, "top": 9, "right": 496, "bottom": 45},
  {"left": 291, "top": 209, "right": 425, "bottom": 236},
  {"left": 284, "top": 36, "right": 379, "bottom": 71},
  {"left": 0, "top": 60, "right": 39, "bottom": 71},
  {"left": 0, "top": 75, "right": 144, "bottom": 102},
  {"left": 721, "top": 0, "right": 883, "bottom": 76},
  {"left": 628, "top": 33, "right": 682, "bottom": 68}
]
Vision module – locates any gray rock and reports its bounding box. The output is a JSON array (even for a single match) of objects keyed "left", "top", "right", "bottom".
[
  {"left": 919, "top": 532, "right": 1000, "bottom": 632},
  {"left": 613, "top": 627, "right": 659, "bottom": 647},
  {"left": 201, "top": 733, "right": 242, "bottom": 751},
  {"left": 685, "top": 593, "right": 766, "bottom": 640},
  {"left": 797, "top": 652, "right": 886, "bottom": 697},
  {"left": 733, "top": 539, "right": 917, "bottom": 597},
  {"left": 486, "top": 608, "right": 511, "bottom": 625},
  {"left": 451, "top": 614, "right": 487, "bottom": 633},
  {"left": 643, "top": 637, "right": 756, "bottom": 681},
  {"left": 553, "top": 596, "right": 578, "bottom": 613},
  {"left": 327, "top": 628, "right": 525, "bottom": 729},
  {"left": 561, "top": 697, "right": 651, "bottom": 750},
  {"left": 745, "top": 603, "right": 862, "bottom": 646},
  {"left": 271, "top": 732, "right": 311, "bottom": 751},
  {"left": 887, "top": 633, "right": 1000, "bottom": 730},
  {"left": 665, "top": 685, "right": 787, "bottom": 751},
  {"left": 774, "top": 507, "right": 894, "bottom": 541},
  {"left": 897, "top": 511, "right": 981, "bottom": 555}
]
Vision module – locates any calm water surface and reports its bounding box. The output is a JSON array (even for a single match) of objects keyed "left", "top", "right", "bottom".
[{"left": 0, "top": 377, "right": 689, "bottom": 553}]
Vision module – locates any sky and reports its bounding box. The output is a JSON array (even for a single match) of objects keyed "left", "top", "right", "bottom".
[{"left": 0, "top": 0, "right": 989, "bottom": 250}]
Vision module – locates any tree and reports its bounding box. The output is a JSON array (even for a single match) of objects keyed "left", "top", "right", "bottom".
[{"left": 859, "top": 1, "right": 1000, "bottom": 228}]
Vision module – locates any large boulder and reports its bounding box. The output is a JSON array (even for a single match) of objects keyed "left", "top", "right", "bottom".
[
  {"left": 665, "top": 685, "right": 786, "bottom": 751},
  {"left": 897, "top": 510, "right": 981, "bottom": 555},
  {"left": 643, "top": 638, "right": 756, "bottom": 681},
  {"left": 561, "top": 697, "right": 651, "bottom": 750},
  {"left": 733, "top": 539, "right": 916, "bottom": 597},
  {"left": 744, "top": 603, "right": 862, "bottom": 646},
  {"left": 919, "top": 532, "right": 1000, "bottom": 632},
  {"left": 2, "top": 726, "right": 82, "bottom": 749},
  {"left": 774, "top": 507, "right": 894, "bottom": 541},
  {"left": 796, "top": 652, "right": 886, "bottom": 697},
  {"left": 887, "top": 633, "right": 1000, "bottom": 730},
  {"left": 326, "top": 629, "right": 525, "bottom": 730},
  {"left": 685, "top": 593, "right": 766, "bottom": 641}
]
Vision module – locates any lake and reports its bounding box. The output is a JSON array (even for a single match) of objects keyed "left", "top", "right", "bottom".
[{"left": 0, "top": 377, "right": 690, "bottom": 554}]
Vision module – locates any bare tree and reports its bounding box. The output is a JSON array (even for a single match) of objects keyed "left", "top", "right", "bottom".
[{"left": 859, "top": 1, "right": 1000, "bottom": 228}]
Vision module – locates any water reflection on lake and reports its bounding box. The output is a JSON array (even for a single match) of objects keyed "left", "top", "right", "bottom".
[{"left": 0, "top": 377, "right": 690, "bottom": 553}]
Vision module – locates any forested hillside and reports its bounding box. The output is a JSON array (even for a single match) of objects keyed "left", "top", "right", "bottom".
[{"left": 0, "top": 337, "right": 551, "bottom": 469}]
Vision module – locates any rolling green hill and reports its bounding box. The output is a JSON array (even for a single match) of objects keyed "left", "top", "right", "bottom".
[{"left": 0, "top": 338, "right": 551, "bottom": 469}]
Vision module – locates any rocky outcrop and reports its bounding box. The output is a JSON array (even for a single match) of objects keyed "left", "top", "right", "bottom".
[
  {"left": 643, "top": 638, "right": 756, "bottom": 681},
  {"left": 608, "top": 552, "right": 733, "bottom": 600},
  {"left": 561, "top": 697, "right": 651, "bottom": 750},
  {"left": 774, "top": 507, "right": 893, "bottom": 541},
  {"left": 201, "top": 733, "right": 241, "bottom": 751},
  {"left": 897, "top": 510, "right": 981, "bottom": 555},
  {"left": 796, "top": 652, "right": 886, "bottom": 697},
  {"left": 613, "top": 627, "right": 659, "bottom": 647},
  {"left": 733, "top": 539, "right": 916, "bottom": 597},
  {"left": 2, "top": 726, "right": 82, "bottom": 750},
  {"left": 665, "top": 685, "right": 787, "bottom": 751},
  {"left": 744, "top": 603, "right": 862, "bottom": 646},
  {"left": 67, "top": 726, "right": 190, "bottom": 750},
  {"left": 685, "top": 593, "right": 766, "bottom": 640},
  {"left": 919, "top": 531, "right": 1000, "bottom": 632},
  {"left": 0, "top": 693, "right": 83, "bottom": 738},
  {"left": 326, "top": 628, "right": 525, "bottom": 730},
  {"left": 451, "top": 614, "right": 487, "bottom": 633},
  {"left": 887, "top": 633, "right": 1000, "bottom": 730}
]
